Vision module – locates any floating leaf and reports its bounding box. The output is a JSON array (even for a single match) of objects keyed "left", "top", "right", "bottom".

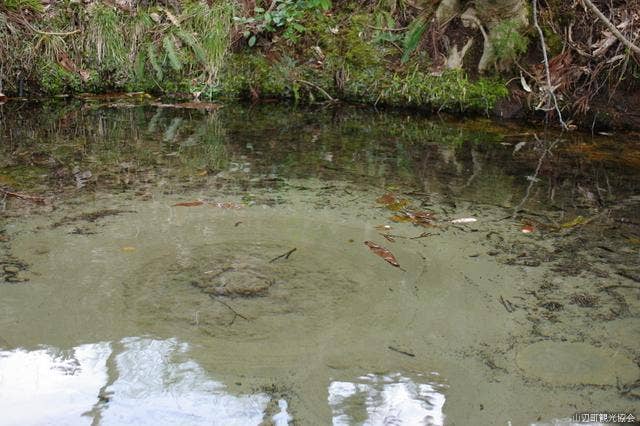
[
  {"left": 376, "top": 193, "right": 396, "bottom": 204},
  {"left": 173, "top": 200, "right": 204, "bottom": 207},
  {"left": 390, "top": 213, "right": 415, "bottom": 223},
  {"left": 364, "top": 240, "right": 401, "bottom": 268},
  {"left": 521, "top": 225, "right": 535, "bottom": 234},
  {"left": 376, "top": 193, "right": 411, "bottom": 211},
  {"left": 121, "top": 246, "right": 136, "bottom": 252},
  {"left": 390, "top": 210, "right": 435, "bottom": 226}
]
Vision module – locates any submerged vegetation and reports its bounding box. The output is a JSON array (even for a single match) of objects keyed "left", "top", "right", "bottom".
[{"left": 0, "top": 0, "right": 639, "bottom": 125}]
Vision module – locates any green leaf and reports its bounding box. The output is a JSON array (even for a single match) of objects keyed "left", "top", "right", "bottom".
[
  {"left": 291, "top": 22, "right": 305, "bottom": 33},
  {"left": 248, "top": 35, "right": 257, "bottom": 47},
  {"left": 401, "top": 17, "right": 427, "bottom": 63}
]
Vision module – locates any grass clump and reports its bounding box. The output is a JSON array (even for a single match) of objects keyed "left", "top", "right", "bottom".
[{"left": 0, "top": 0, "right": 43, "bottom": 13}]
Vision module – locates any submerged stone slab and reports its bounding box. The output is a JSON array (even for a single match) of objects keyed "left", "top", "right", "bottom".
[{"left": 516, "top": 341, "right": 640, "bottom": 386}]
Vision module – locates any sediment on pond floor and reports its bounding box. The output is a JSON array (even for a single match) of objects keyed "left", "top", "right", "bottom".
[{"left": 1, "top": 0, "right": 639, "bottom": 130}]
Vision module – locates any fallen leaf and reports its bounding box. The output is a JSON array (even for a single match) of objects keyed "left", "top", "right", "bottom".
[
  {"left": 451, "top": 217, "right": 477, "bottom": 224},
  {"left": 560, "top": 216, "right": 586, "bottom": 228},
  {"left": 173, "top": 200, "right": 204, "bottom": 207},
  {"left": 376, "top": 193, "right": 397, "bottom": 204},
  {"left": 521, "top": 225, "right": 535, "bottom": 234},
  {"left": 364, "top": 240, "right": 401, "bottom": 268},
  {"left": 375, "top": 193, "right": 410, "bottom": 211},
  {"left": 390, "top": 214, "right": 415, "bottom": 223}
]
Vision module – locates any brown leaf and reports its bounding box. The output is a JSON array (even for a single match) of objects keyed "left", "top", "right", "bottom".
[
  {"left": 173, "top": 201, "right": 204, "bottom": 207},
  {"left": 364, "top": 240, "right": 401, "bottom": 268},
  {"left": 376, "top": 193, "right": 397, "bottom": 204}
]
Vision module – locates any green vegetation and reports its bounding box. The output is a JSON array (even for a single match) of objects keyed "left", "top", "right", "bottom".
[
  {"left": 491, "top": 19, "right": 529, "bottom": 63},
  {"left": 0, "top": 0, "right": 42, "bottom": 12}
]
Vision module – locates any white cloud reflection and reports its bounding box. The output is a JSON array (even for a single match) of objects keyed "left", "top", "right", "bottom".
[
  {"left": 328, "top": 373, "right": 446, "bottom": 425},
  {"left": 0, "top": 338, "right": 269, "bottom": 426},
  {"left": 0, "top": 339, "right": 445, "bottom": 425}
]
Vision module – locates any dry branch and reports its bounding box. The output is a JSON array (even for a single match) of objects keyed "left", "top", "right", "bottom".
[{"left": 581, "top": 0, "right": 640, "bottom": 55}]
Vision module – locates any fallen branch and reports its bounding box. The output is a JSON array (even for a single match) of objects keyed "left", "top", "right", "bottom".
[
  {"left": 581, "top": 0, "right": 640, "bottom": 56},
  {"left": 0, "top": 188, "right": 46, "bottom": 204}
]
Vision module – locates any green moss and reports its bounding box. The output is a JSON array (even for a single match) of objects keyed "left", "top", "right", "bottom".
[
  {"left": 542, "top": 26, "right": 563, "bottom": 56},
  {"left": 220, "top": 53, "right": 290, "bottom": 98},
  {"left": 38, "top": 61, "right": 83, "bottom": 95},
  {"left": 342, "top": 67, "right": 507, "bottom": 113}
]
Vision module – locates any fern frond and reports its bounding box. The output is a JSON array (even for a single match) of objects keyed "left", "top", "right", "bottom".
[
  {"left": 401, "top": 17, "right": 427, "bottom": 63},
  {"left": 176, "top": 29, "right": 206, "bottom": 64},
  {"left": 163, "top": 35, "right": 182, "bottom": 71},
  {"left": 147, "top": 43, "right": 163, "bottom": 81}
]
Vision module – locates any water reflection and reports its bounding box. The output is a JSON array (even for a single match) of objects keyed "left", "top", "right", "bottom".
[
  {"left": 0, "top": 338, "right": 269, "bottom": 426},
  {"left": 0, "top": 342, "right": 110, "bottom": 426},
  {"left": 329, "top": 373, "right": 446, "bottom": 425},
  {"left": 0, "top": 338, "right": 444, "bottom": 425}
]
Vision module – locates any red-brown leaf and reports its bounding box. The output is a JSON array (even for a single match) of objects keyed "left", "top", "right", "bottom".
[{"left": 364, "top": 240, "right": 401, "bottom": 267}]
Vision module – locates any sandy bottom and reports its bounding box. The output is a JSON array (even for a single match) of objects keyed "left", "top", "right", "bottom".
[{"left": 0, "top": 178, "right": 638, "bottom": 425}]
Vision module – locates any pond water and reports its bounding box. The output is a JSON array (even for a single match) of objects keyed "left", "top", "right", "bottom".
[{"left": 0, "top": 101, "right": 639, "bottom": 425}]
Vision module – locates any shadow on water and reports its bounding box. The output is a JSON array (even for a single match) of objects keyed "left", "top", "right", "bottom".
[{"left": 0, "top": 102, "right": 639, "bottom": 425}]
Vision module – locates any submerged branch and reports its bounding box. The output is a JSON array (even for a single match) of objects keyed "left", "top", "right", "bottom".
[{"left": 269, "top": 248, "right": 297, "bottom": 263}]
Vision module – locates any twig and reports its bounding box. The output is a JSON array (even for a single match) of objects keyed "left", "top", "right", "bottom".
[
  {"left": 532, "top": 0, "right": 568, "bottom": 130},
  {"left": 410, "top": 232, "right": 433, "bottom": 239},
  {"left": 388, "top": 346, "right": 415, "bottom": 357},
  {"left": 580, "top": 0, "right": 640, "bottom": 55},
  {"left": 294, "top": 79, "right": 336, "bottom": 102},
  {"left": 499, "top": 295, "right": 516, "bottom": 313},
  {"left": 512, "top": 138, "right": 558, "bottom": 215},
  {"left": 209, "top": 295, "right": 249, "bottom": 324},
  {"left": 0, "top": 188, "right": 46, "bottom": 204},
  {"left": 269, "top": 248, "right": 297, "bottom": 263},
  {"left": 600, "top": 284, "right": 639, "bottom": 291}
]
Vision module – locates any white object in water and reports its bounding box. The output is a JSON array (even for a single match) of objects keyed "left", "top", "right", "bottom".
[
  {"left": 451, "top": 217, "right": 477, "bottom": 224},
  {"left": 272, "top": 399, "right": 292, "bottom": 426}
]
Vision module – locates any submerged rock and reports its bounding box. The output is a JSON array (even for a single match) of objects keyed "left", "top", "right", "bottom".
[
  {"left": 191, "top": 254, "right": 275, "bottom": 297},
  {"left": 516, "top": 341, "right": 640, "bottom": 386}
]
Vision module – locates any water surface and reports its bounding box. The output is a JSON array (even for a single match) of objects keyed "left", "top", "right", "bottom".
[{"left": 1, "top": 102, "right": 639, "bottom": 425}]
